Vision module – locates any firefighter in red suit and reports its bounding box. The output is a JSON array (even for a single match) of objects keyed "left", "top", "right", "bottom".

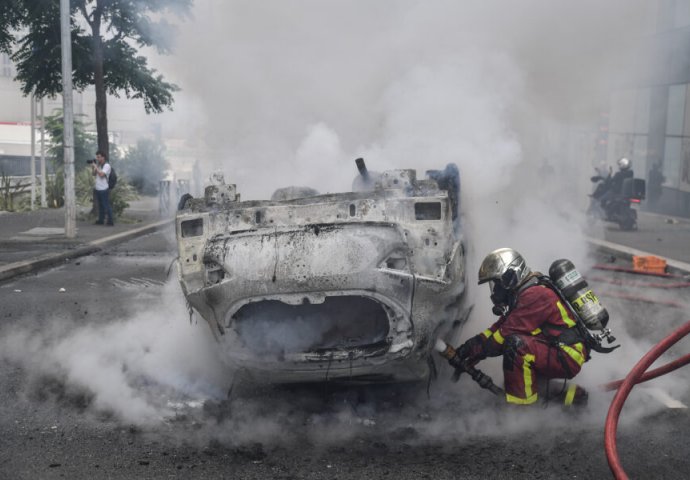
[{"left": 455, "top": 248, "right": 589, "bottom": 406}]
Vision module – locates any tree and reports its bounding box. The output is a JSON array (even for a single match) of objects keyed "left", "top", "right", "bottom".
[
  {"left": 42, "top": 110, "right": 96, "bottom": 207},
  {"left": 42, "top": 109, "right": 135, "bottom": 215},
  {"left": 44, "top": 110, "right": 97, "bottom": 167},
  {"left": 0, "top": 0, "right": 191, "bottom": 156},
  {"left": 0, "top": 1, "right": 22, "bottom": 53}
]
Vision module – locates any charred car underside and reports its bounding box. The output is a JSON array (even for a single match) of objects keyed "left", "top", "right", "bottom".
[{"left": 175, "top": 160, "right": 467, "bottom": 384}]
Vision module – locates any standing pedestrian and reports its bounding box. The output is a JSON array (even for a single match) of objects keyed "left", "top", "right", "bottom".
[{"left": 92, "top": 150, "right": 114, "bottom": 226}]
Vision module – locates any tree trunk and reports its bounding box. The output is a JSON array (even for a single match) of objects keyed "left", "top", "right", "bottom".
[{"left": 92, "top": 31, "right": 108, "bottom": 156}]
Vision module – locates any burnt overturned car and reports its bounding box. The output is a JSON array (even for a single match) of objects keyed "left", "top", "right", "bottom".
[{"left": 175, "top": 159, "right": 467, "bottom": 384}]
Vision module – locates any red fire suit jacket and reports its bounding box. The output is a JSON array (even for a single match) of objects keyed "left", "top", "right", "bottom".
[{"left": 469, "top": 283, "right": 588, "bottom": 366}]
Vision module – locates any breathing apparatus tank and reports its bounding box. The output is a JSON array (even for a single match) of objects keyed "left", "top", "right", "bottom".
[{"left": 548, "top": 259, "right": 609, "bottom": 331}]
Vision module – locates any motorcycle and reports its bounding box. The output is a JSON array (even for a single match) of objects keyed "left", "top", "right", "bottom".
[{"left": 588, "top": 167, "right": 646, "bottom": 231}]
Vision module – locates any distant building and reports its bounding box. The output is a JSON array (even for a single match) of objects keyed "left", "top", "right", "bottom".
[
  {"left": 607, "top": 0, "right": 690, "bottom": 217},
  {"left": 0, "top": 52, "right": 162, "bottom": 175}
]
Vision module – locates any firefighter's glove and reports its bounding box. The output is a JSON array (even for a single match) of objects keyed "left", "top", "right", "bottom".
[{"left": 451, "top": 335, "right": 485, "bottom": 369}]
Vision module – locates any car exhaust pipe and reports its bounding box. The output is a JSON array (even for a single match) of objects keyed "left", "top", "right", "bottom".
[{"left": 355, "top": 157, "right": 369, "bottom": 180}]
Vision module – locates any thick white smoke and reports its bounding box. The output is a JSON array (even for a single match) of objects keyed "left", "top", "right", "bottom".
[
  {"left": 5, "top": 0, "right": 681, "bottom": 441},
  {"left": 153, "top": 0, "right": 651, "bottom": 270},
  {"left": 0, "top": 281, "right": 230, "bottom": 426},
  {"left": 146, "top": 0, "right": 682, "bottom": 436}
]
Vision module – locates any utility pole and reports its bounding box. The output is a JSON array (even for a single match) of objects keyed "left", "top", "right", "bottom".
[
  {"left": 40, "top": 98, "right": 46, "bottom": 208},
  {"left": 60, "top": 0, "right": 76, "bottom": 238},
  {"left": 30, "top": 93, "right": 36, "bottom": 209}
]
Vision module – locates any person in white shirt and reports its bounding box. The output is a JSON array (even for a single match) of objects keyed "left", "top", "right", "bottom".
[{"left": 92, "top": 150, "right": 114, "bottom": 226}]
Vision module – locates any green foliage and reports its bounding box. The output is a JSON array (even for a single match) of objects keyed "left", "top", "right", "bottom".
[
  {"left": 42, "top": 110, "right": 94, "bottom": 208},
  {"left": 43, "top": 110, "right": 97, "bottom": 167},
  {"left": 42, "top": 109, "right": 135, "bottom": 214},
  {"left": 121, "top": 138, "right": 169, "bottom": 195},
  {"left": 109, "top": 180, "right": 138, "bottom": 219},
  {"left": 1, "top": 171, "right": 11, "bottom": 210},
  {"left": 75, "top": 166, "right": 94, "bottom": 206},
  {"left": 1, "top": 0, "right": 191, "bottom": 154},
  {"left": 0, "top": 1, "right": 22, "bottom": 53},
  {"left": 2, "top": 0, "right": 190, "bottom": 102},
  {"left": 75, "top": 165, "right": 137, "bottom": 218},
  {"left": 45, "top": 168, "right": 64, "bottom": 208}
]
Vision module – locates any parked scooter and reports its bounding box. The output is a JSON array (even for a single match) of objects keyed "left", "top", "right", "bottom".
[{"left": 587, "top": 165, "right": 646, "bottom": 231}]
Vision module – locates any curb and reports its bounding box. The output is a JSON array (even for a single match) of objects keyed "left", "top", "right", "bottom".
[
  {"left": 586, "top": 236, "right": 690, "bottom": 276},
  {"left": 0, "top": 219, "right": 174, "bottom": 283}
]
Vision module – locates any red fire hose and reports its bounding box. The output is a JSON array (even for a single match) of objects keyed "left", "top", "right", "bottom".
[
  {"left": 602, "top": 351, "right": 690, "bottom": 391},
  {"left": 604, "top": 319, "right": 690, "bottom": 480}
]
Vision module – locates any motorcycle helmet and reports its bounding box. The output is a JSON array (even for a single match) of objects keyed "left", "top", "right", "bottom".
[{"left": 617, "top": 157, "right": 631, "bottom": 171}]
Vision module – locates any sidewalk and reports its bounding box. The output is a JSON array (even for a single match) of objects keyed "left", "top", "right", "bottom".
[{"left": 0, "top": 196, "right": 173, "bottom": 282}]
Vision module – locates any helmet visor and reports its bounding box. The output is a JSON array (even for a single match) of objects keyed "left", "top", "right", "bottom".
[{"left": 488, "top": 280, "right": 497, "bottom": 295}]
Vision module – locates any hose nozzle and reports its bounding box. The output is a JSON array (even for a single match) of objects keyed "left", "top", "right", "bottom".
[
  {"left": 434, "top": 338, "right": 503, "bottom": 395},
  {"left": 435, "top": 339, "right": 456, "bottom": 360}
]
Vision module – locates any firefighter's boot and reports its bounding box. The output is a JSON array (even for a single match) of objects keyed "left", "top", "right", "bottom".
[{"left": 559, "top": 383, "right": 589, "bottom": 408}]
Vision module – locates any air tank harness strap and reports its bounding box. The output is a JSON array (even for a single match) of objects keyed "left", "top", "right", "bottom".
[
  {"left": 536, "top": 274, "right": 619, "bottom": 355},
  {"left": 552, "top": 326, "right": 585, "bottom": 347},
  {"left": 556, "top": 343, "right": 574, "bottom": 379},
  {"left": 547, "top": 322, "right": 618, "bottom": 354},
  {"left": 538, "top": 324, "right": 589, "bottom": 374}
]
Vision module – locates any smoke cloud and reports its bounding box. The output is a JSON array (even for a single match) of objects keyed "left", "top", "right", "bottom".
[
  {"left": 0, "top": 281, "right": 230, "bottom": 426},
  {"left": 4, "top": 0, "right": 685, "bottom": 448},
  {"left": 151, "top": 0, "right": 652, "bottom": 276},
  {"left": 146, "top": 0, "right": 682, "bottom": 436}
]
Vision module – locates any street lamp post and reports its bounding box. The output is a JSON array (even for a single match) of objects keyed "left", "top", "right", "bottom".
[
  {"left": 60, "top": 0, "right": 76, "bottom": 238},
  {"left": 40, "top": 98, "right": 46, "bottom": 208},
  {"left": 30, "top": 93, "right": 36, "bottom": 210}
]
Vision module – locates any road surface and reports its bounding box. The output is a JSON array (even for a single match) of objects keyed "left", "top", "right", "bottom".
[{"left": 0, "top": 229, "right": 688, "bottom": 479}]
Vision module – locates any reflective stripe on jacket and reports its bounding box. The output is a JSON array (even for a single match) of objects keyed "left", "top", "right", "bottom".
[{"left": 479, "top": 284, "right": 588, "bottom": 363}]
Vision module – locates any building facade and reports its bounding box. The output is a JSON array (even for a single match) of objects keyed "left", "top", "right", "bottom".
[
  {"left": 0, "top": 52, "right": 161, "bottom": 176},
  {"left": 608, "top": 0, "right": 690, "bottom": 217}
]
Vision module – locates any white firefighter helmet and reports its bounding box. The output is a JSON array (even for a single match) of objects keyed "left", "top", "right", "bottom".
[
  {"left": 478, "top": 248, "right": 531, "bottom": 290},
  {"left": 617, "top": 157, "right": 631, "bottom": 171}
]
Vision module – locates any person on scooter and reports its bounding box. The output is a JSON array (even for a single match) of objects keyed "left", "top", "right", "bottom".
[
  {"left": 611, "top": 157, "right": 633, "bottom": 194},
  {"left": 599, "top": 157, "right": 633, "bottom": 209},
  {"left": 450, "top": 248, "right": 589, "bottom": 406}
]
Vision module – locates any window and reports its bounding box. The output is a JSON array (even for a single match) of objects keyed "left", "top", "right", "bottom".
[
  {"left": 663, "top": 137, "right": 682, "bottom": 188},
  {"left": 181, "top": 218, "right": 204, "bottom": 238},
  {"left": 683, "top": 85, "right": 690, "bottom": 137},
  {"left": 1, "top": 54, "right": 13, "bottom": 77},
  {"left": 414, "top": 202, "right": 441, "bottom": 220},
  {"left": 681, "top": 139, "right": 690, "bottom": 192},
  {"left": 666, "top": 85, "right": 686, "bottom": 136},
  {"left": 632, "top": 135, "right": 649, "bottom": 172}
]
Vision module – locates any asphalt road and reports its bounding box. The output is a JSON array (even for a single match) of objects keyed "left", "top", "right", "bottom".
[
  {"left": 0, "top": 229, "right": 689, "bottom": 479},
  {"left": 599, "top": 210, "right": 690, "bottom": 264}
]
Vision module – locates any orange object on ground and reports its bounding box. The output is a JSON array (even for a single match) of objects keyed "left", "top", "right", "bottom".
[{"left": 632, "top": 255, "right": 667, "bottom": 274}]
